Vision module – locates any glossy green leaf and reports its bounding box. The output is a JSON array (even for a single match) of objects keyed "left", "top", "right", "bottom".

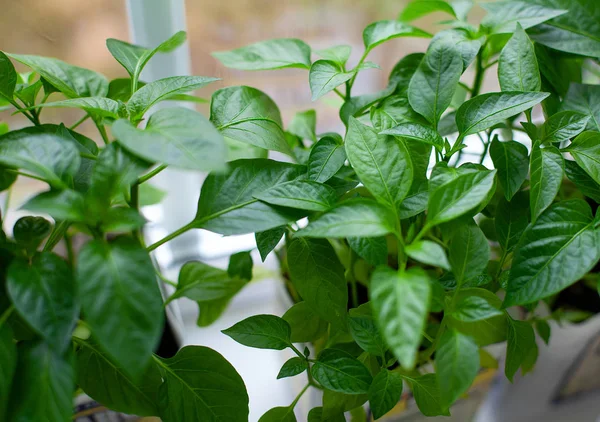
[
  {"left": 210, "top": 86, "right": 291, "bottom": 155},
  {"left": 542, "top": 111, "right": 589, "bottom": 144},
  {"left": 21, "top": 189, "right": 86, "bottom": 222},
  {"left": 289, "top": 109, "right": 317, "bottom": 142},
  {"left": 223, "top": 315, "right": 292, "bottom": 350},
  {"left": 436, "top": 329, "right": 479, "bottom": 408},
  {"left": 7, "top": 53, "right": 108, "bottom": 97},
  {"left": 170, "top": 261, "right": 246, "bottom": 304},
  {"left": 310, "top": 60, "right": 354, "bottom": 101},
  {"left": 75, "top": 340, "right": 161, "bottom": 416},
  {"left": 481, "top": 1, "right": 567, "bottom": 34},
  {"left": 315, "top": 45, "right": 351, "bottom": 67},
  {"left": 566, "top": 131, "right": 600, "bottom": 186},
  {"left": 349, "top": 315, "right": 386, "bottom": 356},
  {"left": 100, "top": 207, "right": 146, "bottom": 233},
  {"left": 504, "top": 199, "right": 600, "bottom": 306},
  {"left": 7, "top": 341, "right": 73, "bottom": 422},
  {"left": 368, "top": 370, "right": 403, "bottom": 420},
  {"left": 307, "top": 136, "right": 347, "bottom": 183},
  {"left": 561, "top": 84, "right": 600, "bottom": 131},
  {"left": 499, "top": 24, "right": 540, "bottom": 93},
  {"left": 529, "top": 144, "right": 563, "bottom": 221},
  {"left": 456, "top": 92, "right": 549, "bottom": 136},
  {"left": 451, "top": 296, "right": 502, "bottom": 322},
  {"left": 297, "top": 199, "right": 396, "bottom": 238},
  {"left": 345, "top": 118, "right": 413, "bottom": 209},
  {"left": 430, "top": 28, "right": 481, "bottom": 71},
  {"left": 447, "top": 222, "right": 489, "bottom": 286},
  {"left": 156, "top": 345, "right": 249, "bottom": 422},
  {"left": 277, "top": 357, "right": 307, "bottom": 379},
  {"left": 370, "top": 96, "right": 426, "bottom": 132},
  {"left": 13, "top": 216, "right": 51, "bottom": 251},
  {"left": 399, "top": 0, "right": 456, "bottom": 21},
  {"left": 127, "top": 76, "right": 219, "bottom": 121},
  {"left": 505, "top": 319, "right": 536, "bottom": 382},
  {"left": 228, "top": 251, "right": 253, "bottom": 281},
  {"left": 370, "top": 267, "right": 431, "bottom": 370},
  {"left": 407, "top": 374, "right": 449, "bottom": 417},
  {"left": 255, "top": 226, "right": 285, "bottom": 262},
  {"left": 255, "top": 180, "right": 337, "bottom": 212},
  {"left": 113, "top": 107, "right": 226, "bottom": 171},
  {"left": 312, "top": 349, "right": 373, "bottom": 394},
  {"left": 77, "top": 237, "right": 163, "bottom": 378},
  {"left": 408, "top": 41, "right": 462, "bottom": 128},
  {"left": 287, "top": 238, "right": 348, "bottom": 329},
  {"left": 490, "top": 138, "right": 529, "bottom": 201},
  {"left": 282, "top": 301, "right": 329, "bottom": 343},
  {"left": 0, "top": 325, "right": 16, "bottom": 420},
  {"left": 536, "top": 320, "right": 551, "bottom": 345},
  {"left": 495, "top": 192, "right": 530, "bottom": 252},
  {"left": 405, "top": 240, "right": 450, "bottom": 271},
  {"left": 0, "top": 51, "right": 17, "bottom": 100},
  {"left": 381, "top": 122, "right": 444, "bottom": 152},
  {"left": 348, "top": 236, "right": 388, "bottom": 267},
  {"left": 308, "top": 407, "right": 345, "bottom": 422},
  {"left": 565, "top": 160, "right": 600, "bottom": 203},
  {"left": 195, "top": 159, "right": 305, "bottom": 235},
  {"left": 363, "top": 20, "right": 431, "bottom": 51},
  {"left": 258, "top": 406, "right": 297, "bottom": 422},
  {"left": 7, "top": 253, "right": 77, "bottom": 353},
  {"left": 213, "top": 38, "right": 311, "bottom": 70},
  {"left": 30, "top": 97, "right": 123, "bottom": 119}
]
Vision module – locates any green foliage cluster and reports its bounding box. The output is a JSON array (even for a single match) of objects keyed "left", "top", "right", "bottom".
[{"left": 0, "top": 0, "right": 600, "bottom": 420}]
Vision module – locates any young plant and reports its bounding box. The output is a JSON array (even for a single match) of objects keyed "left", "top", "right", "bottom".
[{"left": 0, "top": 0, "right": 599, "bottom": 421}]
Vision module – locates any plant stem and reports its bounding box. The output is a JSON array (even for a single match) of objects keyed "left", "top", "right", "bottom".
[
  {"left": 471, "top": 52, "right": 485, "bottom": 98},
  {"left": 291, "top": 383, "right": 310, "bottom": 409},
  {"left": 8, "top": 98, "right": 39, "bottom": 126},
  {"left": 147, "top": 221, "right": 196, "bottom": 252},
  {"left": 347, "top": 49, "right": 370, "bottom": 93},
  {"left": 333, "top": 88, "right": 346, "bottom": 100},
  {"left": 0, "top": 305, "right": 14, "bottom": 327},
  {"left": 137, "top": 164, "right": 168, "bottom": 185},
  {"left": 80, "top": 153, "right": 97, "bottom": 160},
  {"left": 422, "top": 331, "right": 434, "bottom": 342},
  {"left": 44, "top": 221, "right": 70, "bottom": 252},
  {"left": 290, "top": 343, "right": 304, "bottom": 359},
  {"left": 70, "top": 114, "right": 90, "bottom": 130},
  {"left": 94, "top": 120, "right": 110, "bottom": 145}
]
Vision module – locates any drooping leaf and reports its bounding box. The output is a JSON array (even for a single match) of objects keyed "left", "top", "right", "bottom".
[
  {"left": 363, "top": 20, "right": 431, "bottom": 52},
  {"left": 0, "top": 51, "right": 17, "bottom": 100},
  {"left": 535, "top": 320, "right": 551, "bottom": 345},
  {"left": 345, "top": 118, "right": 413, "bottom": 209},
  {"left": 566, "top": 131, "right": 600, "bottom": 186},
  {"left": 370, "top": 267, "right": 431, "bottom": 370},
  {"left": 405, "top": 240, "right": 451, "bottom": 271},
  {"left": 282, "top": 301, "right": 329, "bottom": 343},
  {"left": 498, "top": 23, "right": 541, "bottom": 92},
  {"left": 560, "top": 84, "right": 600, "bottom": 131},
  {"left": 287, "top": 238, "right": 348, "bottom": 330},
  {"left": 76, "top": 237, "right": 163, "bottom": 378},
  {"left": 447, "top": 221, "right": 490, "bottom": 287},
  {"left": 399, "top": 0, "right": 457, "bottom": 22},
  {"left": 254, "top": 180, "right": 337, "bottom": 212},
  {"left": 213, "top": 38, "right": 311, "bottom": 70},
  {"left": 7, "top": 253, "right": 77, "bottom": 353},
  {"left": 210, "top": 86, "right": 291, "bottom": 155},
  {"left": 312, "top": 349, "right": 373, "bottom": 394},
  {"left": 529, "top": 144, "right": 563, "bottom": 221},
  {"left": 541, "top": 111, "right": 590, "bottom": 143},
  {"left": 255, "top": 226, "right": 286, "bottom": 262},
  {"left": 489, "top": 138, "right": 529, "bottom": 200},
  {"left": 347, "top": 236, "right": 388, "bottom": 267},
  {"left": 505, "top": 319, "right": 536, "bottom": 382},
  {"left": 307, "top": 136, "right": 347, "bottom": 183},
  {"left": 481, "top": 1, "right": 567, "bottom": 34},
  {"left": 504, "top": 200, "right": 600, "bottom": 307},
  {"left": 222, "top": 315, "right": 292, "bottom": 350},
  {"left": 277, "top": 357, "right": 307, "bottom": 380},
  {"left": 495, "top": 192, "right": 530, "bottom": 253},
  {"left": 368, "top": 370, "right": 403, "bottom": 420},
  {"left": 156, "top": 345, "right": 249, "bottom": 422},
  {"left": 407, "top": 374, "right": 449, "bottom": 417},
  {"left": 381, "top": 122, "right": 444, "bottom": 152},
  {"left": 228, "top": 251, "right": 253, "bottom": 281}
]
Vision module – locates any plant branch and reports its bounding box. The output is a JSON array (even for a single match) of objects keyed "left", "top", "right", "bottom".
[
  {"left": 147, "top": 221, "right": 197, "bottom": 252},
  {"left": 94, "top": 120, "right": 110, "bottom": 145},
  {"left": 347, "top": 49, "right": 370, "bottom": 93},
  {"left": 136, "top": 164, "right": 168, "bottom": 185},
  {"left": 0, "top": 305, "right": 14, "bottom": 327},
  {"left": 70, "top": 114, "right": 90, "bottom": 130}
]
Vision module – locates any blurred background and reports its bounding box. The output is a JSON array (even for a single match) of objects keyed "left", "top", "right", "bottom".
[{"left": 2, "top": 1, "right": 600, "bottom": 421}]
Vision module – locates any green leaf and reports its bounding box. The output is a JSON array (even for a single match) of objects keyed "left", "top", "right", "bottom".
[
  {"left": 255, "top": 180, "right": 337, "bottom": 212},
  {"left": 228, "top": 251, "right": 253, "bottom": 281},
  {"left": 490, "top": 138, "right": 529, "bottom": 200},
  {"left": 407, "top": 374, "right": 449, "bottom": 417},
  {"left": 399, "top": 0, "right": 457, "bottom": 22},
  {"left": 561, "top": 84, "right": 600, "bottom": 131},
  {"left": 127, "top": 76, "right": 219, "bottom": 121},
  {"left": 529, "top": 144, "right": 563, "bottom": 221},
  {"left": 565, "top": 160, "right": 600, "bottom": 203},
  {"left": 566, "top": 131, "right": 600, "bottom": 186},
  {"left": 504, "top": 199, "right": 600, "bottom": 307},
  {"left": 0, "top": 325, "right": 16, "bottom": 420},
  {"left": 30, "top": 97, "right": 123, "bottom": 119},
  {"left": 505, "top": 319, "right": 536, "bottom": 382},
  {"left": 213, "top": 38, "right": 311, "bottom": 70},
  {"left": 307, "top": 136, "right": 347, "bottom": 183},
  {"left": 427, "top": 168, "right": 496, "bottom": 227},
  {"left": 7, "top": 253, "right": 77, "bottom": 353},
  {"left": 436, "top": 329, "right": 479, "bottom": 408},
  {"left": 370, "top": 96, "right": 426, "bottom": 132},
  {"left": 222, "top": 315, "right": 292, "bottom": 350},
  {"left": 170, "top": 261, "right": 246, "bottom": 303},
  {"left": 451, "top": 296, "right": 502, "bottom": 322},
  {"left": 448, "top": 221, "right": 490, "bottom": 287},
  {"left": 277, "top": 357, "right": 307, "bottom": 379},
  {"left": 77, "top": 237, "right": 163, "bottom": 378},
  {"left": 258, "top": 406, "right": 297, "bottom": 422},
  {"left": 156, "top": 345, "right": 249, "bottom": 422},
  {"left": 381, "top": 122, "right": 444, "bottom": 152},
  {"left": 363, "top": 20, "right": 431, "bottom": 52},
  {"left": 495, "top": 192, "right": 530, "bottom": 252},
  {"left": 75, "top": 340, "right": 161, "bottom": 416},
  {"left": 322, "top": 390, "right": 368, "bottom": 419},
  {"left": 345, "top": 118, "right": 413, "bottom": 209},
  {"left": 535, "top": 320, "right": 551, "bottom": 345},
  {"left": 405, "top": 240, "right": 451, "bottom": 271},
  {"left": 7, "top": 341, "right": 73, "bottom": 422},
  {"left": 106, "top": 31, "right": 186, "bottom": 87},
  {"left": 287, "top": 238, "right": 348, "bottom": 329},
  {"left": 368, "top": 370, "right": 403, "bottom": 420},
  {"left": 289, "top": 109, "right": 317, "bottom": 142},
  {"left": 348, "top": 315, "right": 386, "bottom": 356},
  {"left": 347, "top": 236, "right": 387, "bottom": 267},
  {"left": 541, "top": 111, "right": 590, "bottom": 143},
  {"left": 283, "top": 301, "right": 329, "bottom": 343},
  {"left": 481, "top": 1, "right": 567, "bottom": 34},
  {"left": 309, "top": 60, "right": 354, "bottom": 101},
  {"left": 308, "top": 407, "right": 345, "bottom": 422},
  {"left": 498, "top": 24, "right": 540, "bottom": 92},
  {"left": 315, "top": 45, "right": 352, "bottom": 67},
  {"left": 312, "top": 349, "right": 373, "bottom": 394},
  {"left": 370, "top": 267, "right": 431, "bottom": 370},
  {"left": 0, "top": 51, "right": 17, "bottom": 100},
  {"left": 113, "top": 107, "right": 226, "bottom": 171},
  {"left": 430, "top": 28, "right": 481, "bottom": 71},
  {"left": 0, "top": 130, "right": 80, "bottom": 188},
  {"left": 296, "top": 199, "right": 396, "bottom": 238},
  {"left": 13, "top": 216, "right": 51, "bottom": 251},
  {"left": 408, "top": 41, "right": 463, "bottom": 128},
  {"left": 210, "top": 86, "right": 291, "bottom": 155},
  {"left": 21, "top": 189, "right": 86, "bottom": 222},
  {"left": 100, "top": 207, "right": 146, "bottom": 233},
  {"left": 456, "top": 92, "right": 550, "bottom": 137},
  {"left": 195, "top": 159, "right": 306, "bottom": 235},
  {"left": 255, "top": 226, "right": 285, "bottom": 262}
]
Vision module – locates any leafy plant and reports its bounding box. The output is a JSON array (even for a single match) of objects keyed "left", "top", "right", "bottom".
[{"left": 1, "top": 0, "right": 600, "bottom": 420}]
